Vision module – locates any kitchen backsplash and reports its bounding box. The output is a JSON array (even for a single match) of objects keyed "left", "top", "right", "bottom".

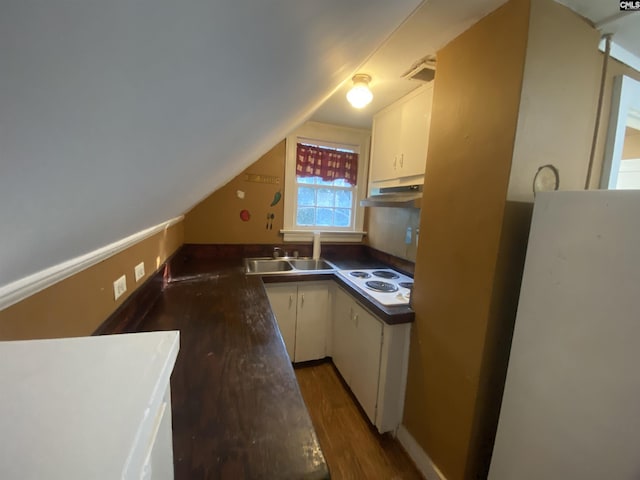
[{"left": 365, "top": 207, "right": 420, "bottom": 263}]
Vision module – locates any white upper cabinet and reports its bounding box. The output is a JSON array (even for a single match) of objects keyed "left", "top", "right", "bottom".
[
  {"left": 370, "top": 103, "right": 402, "bottom": 183},
  {"left": 369, "top": 83, "right": 433, "bottom": 185}
]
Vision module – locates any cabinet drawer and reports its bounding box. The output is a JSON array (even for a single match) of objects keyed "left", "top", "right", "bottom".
[{"left": 123, "top": 386, "right": 174, "bottom": 480}]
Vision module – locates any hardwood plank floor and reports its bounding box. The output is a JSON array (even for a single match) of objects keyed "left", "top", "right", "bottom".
[{"left": 295, "top": 362, "right": 424, "bottom": 480}]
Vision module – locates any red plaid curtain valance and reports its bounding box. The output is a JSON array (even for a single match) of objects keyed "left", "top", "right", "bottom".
[{"left": 296, "top": 143, "right": 358, "bottom": 185}]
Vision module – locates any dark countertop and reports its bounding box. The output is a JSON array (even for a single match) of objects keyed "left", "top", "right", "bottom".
[
  {"left": 119, "top": 245, "right": 414, "bottom": 479},
  {"left": 136, "top": 257, "right": 330, "bottom": 480}
]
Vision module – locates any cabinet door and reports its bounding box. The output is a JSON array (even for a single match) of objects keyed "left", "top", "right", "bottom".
[
  {"left": 265, "top": 283, "right": 298, "bottom": 360},
  {"left": 370, "top": 104, "right": 401, "bottom": 183},
  {"left": 332, "top": 287, "right": 356, "bottom": 383},
  {"left": 350, "top": 303, "right": 383, "bottom": 424},
  {"left": 145, "top": 387, "right": 174, "bottom": 480},
  {"left": 295, "top": 282, "right": 330, "bottom": 362},
  {"left": 399, "top": 84, "right": 432, "bottom": 178}
]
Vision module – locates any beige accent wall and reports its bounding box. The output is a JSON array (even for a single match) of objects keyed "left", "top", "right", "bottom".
[
  {"left": 507, "top": 0, "right": 601, "bottom": 200},
  {"left": 402, "top": 1, "right": 530, "bottom": 479},
  {"left": 365, "top": 207, "right": 420, "bottom": 261},
  {"left": 622, "top": 127, "right": 640, "bottom": 159},
  {"left": 184, "top": 141, "right": 286, "bottom": 244},
  {"left": 0, "top": 221, "right": 183, "bottom": 341}
]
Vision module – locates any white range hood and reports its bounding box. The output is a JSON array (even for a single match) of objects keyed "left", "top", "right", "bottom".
[{"left": 360, "top": 185, "right": 422, "bottom": 208}]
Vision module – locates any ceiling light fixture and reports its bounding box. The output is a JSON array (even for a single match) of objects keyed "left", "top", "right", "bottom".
[{"left": 346, "top": 74, "right": 373, "bottom": 109}]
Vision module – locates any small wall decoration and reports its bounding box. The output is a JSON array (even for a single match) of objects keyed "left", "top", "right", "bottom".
[
  {"left": 239, "top": 209, "right": 251, "bottom": 222},
  {"left": 266, "top": 213, "right": 275, "bottom": 230},
  {"left": 270, "top": 190, "right": 282, "bottom": 206},
  {"left": 244, "top": 173, "right": 280, "bottom": 184}
]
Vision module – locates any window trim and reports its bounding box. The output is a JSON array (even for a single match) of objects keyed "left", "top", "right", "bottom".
[{"left": 282, "top": 121, "right": 370, "bottom": 242}]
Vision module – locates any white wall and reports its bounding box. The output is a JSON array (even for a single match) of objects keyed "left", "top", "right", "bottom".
[{"left": 507, "top": 0, "right": 601, "bottom": 201}]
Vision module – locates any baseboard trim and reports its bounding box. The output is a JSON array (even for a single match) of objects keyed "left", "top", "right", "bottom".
[
  {"left": 0, "top": 216, "right": 183, "bottom": 311},
  {"left": 397, "top": 424, "right": 447, "bottom": 480}
]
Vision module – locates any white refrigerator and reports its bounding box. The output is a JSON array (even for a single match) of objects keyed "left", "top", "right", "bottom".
[{"left": 489, "top": 190, "right": 640, "bottom": 479}]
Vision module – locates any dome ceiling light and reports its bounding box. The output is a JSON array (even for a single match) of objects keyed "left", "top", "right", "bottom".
[{"left": 346, "top": 74, "right": 373, "bottom": 109}]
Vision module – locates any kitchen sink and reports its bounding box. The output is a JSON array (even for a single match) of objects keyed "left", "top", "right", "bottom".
[
  {"left": 288, "top": 259, "right": 333, "bottom": 271},
  {"left": 244, "top": 257, "right": 336, "bottom": 274},
  {"left": 245, "top": 258, "right": 293, "bottom": 273}
]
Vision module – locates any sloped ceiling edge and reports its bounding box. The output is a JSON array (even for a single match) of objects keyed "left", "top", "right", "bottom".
[{"left": 0, "top": 0, "right": 422, "bottom": 287}]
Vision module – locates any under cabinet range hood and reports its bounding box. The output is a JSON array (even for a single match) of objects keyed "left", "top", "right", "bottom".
[{"left": 360, "top": 185, "right": 422, "bottom": 208}]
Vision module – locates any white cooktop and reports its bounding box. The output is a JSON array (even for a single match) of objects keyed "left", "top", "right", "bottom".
[{"left": 337, "top": 268, "right": 414, "bottom": 306}]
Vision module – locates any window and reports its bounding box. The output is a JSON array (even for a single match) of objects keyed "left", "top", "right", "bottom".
[
  {"left": 296, "top": 143, "right": 357, "bottom": 228},
  {"left": 283, "top": 122, "right": 370, "bottom": 242}
]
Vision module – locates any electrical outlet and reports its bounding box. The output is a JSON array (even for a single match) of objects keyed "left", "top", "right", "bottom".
[
  {"left": 134, "top": 261, "right": 145, "bottom": 282},
  {"left": 113, "top": 275, "right": 127, "bottom": 301}
]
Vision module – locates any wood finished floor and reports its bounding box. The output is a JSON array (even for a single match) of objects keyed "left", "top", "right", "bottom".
[{"left": 295, "top": 362, "right": 424, "bottom": 480}]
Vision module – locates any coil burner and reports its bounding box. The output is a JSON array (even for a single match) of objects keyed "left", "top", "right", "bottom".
[
  {"left": 349, "top": 271, "right": 371, "bottom": 279},
  {"left": 337, "top": 268, "right": 413, "bottom": 306},
  {"left": 372, "top": 270, "right": 400, "bottom": 280},
  {"left": 365, "top": 280, "right": 398, "bottom": 293}
]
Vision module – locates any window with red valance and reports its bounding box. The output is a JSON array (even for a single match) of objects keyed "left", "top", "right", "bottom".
[{"left": 283, "top": 122, "right": 369, "bottom": 240}]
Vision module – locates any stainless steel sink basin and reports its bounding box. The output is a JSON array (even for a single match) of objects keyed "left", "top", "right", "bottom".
[
  {"left": 288, "top": 259, "right": 333, "bottom": 271},
  {"left": 244, "top": 257, "right": 335, "bottom": 274},
  {"left": 245, "top": 258, "right": 293, "bottom": 273}
]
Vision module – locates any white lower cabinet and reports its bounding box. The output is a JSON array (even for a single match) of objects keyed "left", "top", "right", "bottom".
[
  {"left": 0, "top": 331, "right": 179, "bottom": 480},
  {"left": 333, "top": 286, "right": 382, "bottom": 424},
  {"left": 265, "top": 281, "right": 330, "bottom": 363},
  {"left": 264, "top": 283, "right": 298, "bottom": 360},
  {"left": 266, "top": 280, "right": 410, "bottom": 434},
  {"left": 333, "top": 285, "right": 411, "bottom": 434}
]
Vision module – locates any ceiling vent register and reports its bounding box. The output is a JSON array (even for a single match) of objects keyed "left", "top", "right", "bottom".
[{"left": 402, "top": 54, "right": 436, "bottom": 83}]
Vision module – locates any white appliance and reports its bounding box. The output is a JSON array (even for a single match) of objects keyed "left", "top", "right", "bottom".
[
  {"left": 337, "top": 268, "right": 413, "bottom": 306},
  {"left": 0, "top": 331, "right": 179, "bottom": 480},
  {"left": 489, "top": 191, "right": 640, "bottom": 480}
]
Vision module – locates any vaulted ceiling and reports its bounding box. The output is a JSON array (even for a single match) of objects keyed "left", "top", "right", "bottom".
[{"left": 0, "top": 0, "right": 422, "bottom": 287}]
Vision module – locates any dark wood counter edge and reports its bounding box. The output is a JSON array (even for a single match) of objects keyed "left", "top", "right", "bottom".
[{"left": 93, "top": 244, "right": 415, "bottom": 335}]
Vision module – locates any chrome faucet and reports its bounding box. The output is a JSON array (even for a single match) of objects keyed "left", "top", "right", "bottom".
[{"left": 273, "top": 247, "right": 283, "bottom": 258}]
